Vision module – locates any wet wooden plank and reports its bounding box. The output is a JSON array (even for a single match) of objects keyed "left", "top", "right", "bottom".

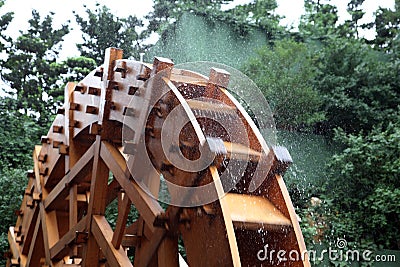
[{"left": 224, "top": 193, "right": 291, "bottom": 230}]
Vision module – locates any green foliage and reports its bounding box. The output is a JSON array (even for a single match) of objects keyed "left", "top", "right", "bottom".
[
  {"left": 2, "top": 10, "right": 69, "bottom": 126},
  {"left": 145, "top": 0, "right": 233, "bottom": 34},
  {"left": 74, "top": 4, "right": 144, "bottom": 64},
  {"left": 146, "top": 0, "right": 283, "bottom": 39},
  {"left": 313, "top": 38, "right": 400, "bottom": 134},
  {"left": 243, "top": 39, "right": 324, "bottom": 130},
  {"left": 0, "top": 168, "right": 30, "bottom": 265},
  {"left": 63, "top": 56, "right": 97, "bottom": 82},
  {"left": 299, "top": 0, "right": 339, "bottom": 39},
  {"left": 0, "top": 0, "right": 13, "bottom": 51},
  {"left": 105, "top": 196, "right": 139, "bottom": 229},
  {"left": 323, "top": 121, "right": 400, "bottom": 250},
  {"left": 344, "top": 0, "right": 366, "bottom": 38},
  {"left": 372, "top": 0, "right": 400, "bottom": 51},
  {"left": 0, "top": 98, "right": 43, "bottom": 169},
  {"left": 227, "top": 0, "right": 284, "bottom": 39}
]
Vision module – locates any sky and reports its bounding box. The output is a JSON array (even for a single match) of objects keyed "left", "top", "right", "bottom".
[{"left": 0, "top": 0, "right": 395, "bottom": 60}]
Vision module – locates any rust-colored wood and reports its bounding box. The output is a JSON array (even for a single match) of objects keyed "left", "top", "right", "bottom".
[
  {"left": 40, "top": 206, "right": 59, "bottom": 265},
  {"left": 26, "top": 217, "right": 44, "bottom": 266},
  {"left": 44, "top": 143, "right": 94, "bottom": 210},
  {"left": 157, "top": 235, "right": 179, "bottom": 267},
  {"left": 111, "top": 192, "right": 131, "bottom": 249},
  {"left": 21, "top": 204, "right": 39, "bottom": 255},
  {"left": 50, "top": 217, "right": 86, "bottom": 261},
  {"left": 82, "top": 137, "right": 109, "bottom": 266},
  {"left": 8, "top": 48, "right": 310, "bottom": 267},
  {"left": 100, "top": 141, "right": 164, "bottom": 231},
  {"left": 210, "top": 166, "right": 241, "bottom": 267},
  {"left": 224, "top": 193, "right": 292, "bottom": 230},
  {"left": 88, "top": 140, "right": 109, "bottom": 215},
  {"left": 134, "top": 227, "right": 167, "bottom": 267},
  {"left": 8, "top": 227, "right": 26, "bottom": 266},
  {"left": 92, "top": 215, "right": 133, "bottom": 267}
]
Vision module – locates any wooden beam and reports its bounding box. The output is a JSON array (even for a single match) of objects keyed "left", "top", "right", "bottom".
[
  {"left": 87, "top": 138, "right": 109, "bottom": 216},
  {"left": 111, "top": 192, "right": 131, "bottom": 249},
  {"left": 50, "top": 217, "right": 87, "bottom": 261},
  {"left": 100, "top": 141, "right": 170, "bottom": 266},
  {"left": 8, "top": 227, "right": 23, "bottom": 264},
  {"left": 40, "top": 205, "right": 59, "bottom": 265},
  {"left": 21, "top": 205, "right": 39, "bottom": 255},
  {"left": 275, "top": 174, "right": 311, "bottom": 266},
  {"left": 14, "top": 172, "right": 35, "bottom": 244},
  {"left": 106, "top": 178, "right": 121, "bottom": 206},
  {"left": 82, "top": 137, "right": 110, "bottom": 266},
  {"left": 121, "top": 234, "right": 139, "bottom": 247},
  {"left": 134, "top": 227, "right": 167, "bottom": 267},
  {"left": 69, "top": 185, "right": 78, "bottom": 230},
  {"left": 209, "top": 166, "right": 241, "bottom": 267},
  {"left": 100, "top": 141, "right": 163, "bottom": 232},
  {"left": 33, "top": 146, "right": 42, "bottom": 196},
  {"left": 157, "top": 236, "right": 179, "bottom": 267},
  {"left": 26, "top": 216, "right": 44, "bottom": 266},
  {"left": 98, "top": 47, "right": 123, "bottom": 129},
  {"left": 44, "top": 143, "right": 95, "bottom": 210},
  {"left": 91, "top": 215, "right": 133, "bottom": 267}
]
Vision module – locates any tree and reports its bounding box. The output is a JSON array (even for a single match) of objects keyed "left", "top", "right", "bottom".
[
  {"left": 313, "top": 38, "right": 400, "bottom": 134},
  {"left": 2, "top": 10, "right": 69, "bottom": 126},
  {"left": 74, "top": 4, "right": 144, "bottom": 64},
  {"left": 145, "top": 0, "right": 283, "bottom": 40},
  {"left": 243, "top": 39, "right": 324, "bottom": 130},
  {"left": 0, "top": 99, "right": 43, "bottom": 265},
  {"left": 0, "top": 98, "right": 42, "bottom": 169},
  {"left": 145, "top": 0, "right": 233, "bottom": 34},
  {"left": 373, "top": 0, "right": 400, "bottom": 51},
  {"left": 299, "top": 0, "right": 339, "bottom": 39},
  {"left": 0, "top": 168, "right": 29, "bottom": 265},
  {"left": 345, "top": 0, "right": 366, "bottom": 38},
  {"left": 0, "top": 0, "right": 13, "bottom": 52},
  {"left": 230, "top": 0, "right": 283, "bottom": 39},
  {"left": 323, "top": 121, "right": 400, "bottom": 250},
  {"left": 63, "top": 56, "right": 97, "bottom": 83}
]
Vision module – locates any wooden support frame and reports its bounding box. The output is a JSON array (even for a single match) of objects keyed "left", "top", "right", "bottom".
[
  {"left": 100, "top": 141, "right": 164, "bottom": 232},
  {"left": 82, "top": 137, "right": 110, "bottom": 266},
  {"left": 134, "top": 228, "right": 167, "bottom": 267},
  {"left": 210, "top": 166, "right": 241, "bottom": 267},
  {"left": 50, "top": 217, "right": 87, "bottom": 261},
  {"left": 91, "top": 215, "right": 133, "bottom": 267},
  {"left": 8, "top": 48, "right": 311, "bottom": 267},
  {"left": 44, "top": 143, "right": 94, "bottom": 210},
  {"left": 111, "top": 192, "right": 131, "bottom": 249},
  {"left": 25, "top": 216, "right": 43, "bottom": 266}
]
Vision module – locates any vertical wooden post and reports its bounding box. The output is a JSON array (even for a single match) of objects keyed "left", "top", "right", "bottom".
[
  {"left": 82, "top": 48, "right": 123, "bottom": 266},
  {"left": 66, "top": 81, "right": 79, "bottom": 260},
  {"left": 82, "top": 137, "right": 110, "bottom": 266}
]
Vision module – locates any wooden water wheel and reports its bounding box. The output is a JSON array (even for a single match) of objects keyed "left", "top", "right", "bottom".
[{"left": 7, "top": 48, "right": 310, "bottom": 267}]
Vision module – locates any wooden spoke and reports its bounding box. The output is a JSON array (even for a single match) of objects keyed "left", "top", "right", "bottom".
[
  {"left": 7, "top": 48, "right": 310, "bottom": 267},
  {"left": 91, "top": 215, "right": 132, "bottom": 267},
  {"left": 111, "top": 192, "right": 131, "bottom": 249},
  {"left": 50, "top": 217, "right": 86, "bottom": 261}
]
